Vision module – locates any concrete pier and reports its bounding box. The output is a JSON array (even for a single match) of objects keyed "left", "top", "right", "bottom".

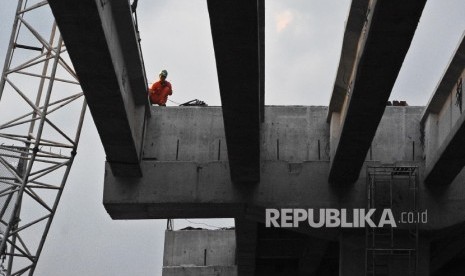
[{"left": 163, "top": 229, "right": 237, "bottom": 276}]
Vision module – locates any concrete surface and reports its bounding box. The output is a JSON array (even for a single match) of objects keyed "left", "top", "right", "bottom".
[
  {"left": 163, "top": 230, "right": 235, "bottom": 267},
  {"left": 261, "top": 106, "right": 330, "bottom": 162},
  {"left": 254, "top": 223, "right": 331, "bottom": 275},
  {"left": 430, "top": 225, "right": 465, "bottom": 274},
  {"left": 162, "top": 229, "right": 236, "bottom": 276},
  {"left": 144, "top": 106, "right": 418, "bottom": 163},
  {"left": 328, "top": 0, "right": 370, "bottom": 118},
  {"left": 328, "top": 0, "right": 427, "bottom": 185},
  {"left": 421, "top": 33, "right": 465, "bottom": 186},
  {"left": 143, "top": 106, "right": 330, "bottom": 163},
  {"left": 371, "top": 107, "right": 423, "bottom": 162},
  {"left": 48, "top": 0, "right": 147, "bottom": 177},
  {"left": 162, "top": 266, "right": 237, "bottom": 276},
  {"left": 143, "top": 107, "right": 228, "bottom": 162},
  {"left": 235, "top": 219, "right": 257, "bottom": 276},
  {"left": 161, "top": 223, "right": 336, "bottom": 276},
  {"left": 341, "top": 233, "right": 430, "bottom": 276},
  {"left": 105, "top": 106, "right": 465, "bottom": 232},
  {"left": 339, "top": 233, "right": 365, "bottom": 276}
]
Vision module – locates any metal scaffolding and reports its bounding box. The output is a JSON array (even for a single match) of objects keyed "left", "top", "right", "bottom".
[
  {"left": 0, "top": 1, "right": 85, "bottom": 275},
  {"left": 365, "top": 166, "right": 419, "bottom": 276}
]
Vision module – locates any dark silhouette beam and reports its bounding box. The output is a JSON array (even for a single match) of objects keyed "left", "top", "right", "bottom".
[
  {"left": 207, "top": 0, "right": 264, "bottom": 183},
  {"left": 328, "top": 0, "right": 426, "bottom": 185},
  {"left": 48, "top": 0, "right": 147, "bottom": 177}
]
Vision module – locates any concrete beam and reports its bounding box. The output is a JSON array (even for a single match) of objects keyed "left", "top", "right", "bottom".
[
  {"left": 103, "top": 159, "right": 341, "bottom": 241},
  {"left": 328, "top": 0, "right": 426, "bottom": 184},
  {"left": 327, "top": 0, "right": 370, "bottom": 118},
  {"left": 421, "top": 33, "right": 465, "bottom": 186},
  {"left": 206, "top": 0, "right": 264, "bottom": 183},
  {"left": 48, "top": 0, "right": 147, "bottom": 177},
  {"left": 104, "top": 106, "right": 465, "bottom": 232},
  {"left": 104, "top": 159, "right": 465, "bottom": 231}
]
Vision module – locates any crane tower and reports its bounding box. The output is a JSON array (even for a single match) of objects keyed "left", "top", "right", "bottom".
[{"left": 0, "top": 1, "right": 85, "bottom": 275}]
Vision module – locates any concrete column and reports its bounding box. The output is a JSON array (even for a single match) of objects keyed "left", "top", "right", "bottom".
[
  {"left": 339, "top": 232, "right": 365, "bottom": 276},
  {"left": 340, "top": 232, "right": 430, "bottom": 276},
  {"left": 235, "top": 219, "right": 257, "bottom": 276},
  {"left": 417, "top": 237, "right": 430, "bottom": 276}
]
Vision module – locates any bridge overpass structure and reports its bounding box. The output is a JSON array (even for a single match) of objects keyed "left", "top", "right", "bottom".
[{"left": 4, "top": 0, "right": 465, "bottom": 274}]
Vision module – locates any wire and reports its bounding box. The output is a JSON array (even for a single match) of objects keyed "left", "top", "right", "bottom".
[
  {"left": 184, "top": 219, "right": 230, "bottom": 229},
  {"left": 168, "top": 99, "right": 182, "bottom": 105}
]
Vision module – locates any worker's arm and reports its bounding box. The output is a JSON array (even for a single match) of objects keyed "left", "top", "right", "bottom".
[{"left": 148, "top": 82, "right": 158, "bottom": 94}]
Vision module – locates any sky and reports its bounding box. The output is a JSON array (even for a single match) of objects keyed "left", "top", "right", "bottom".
[{"left": 0, "top": 0, "right": 464, "bottom": 275}]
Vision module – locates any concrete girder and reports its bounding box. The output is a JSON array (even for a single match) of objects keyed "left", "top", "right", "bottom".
[
  {"left": 104, "top": 104, "right": 465, "bottom": 273},
  {"left": 48, "top": 0, "right": 147, "bottom": 177},
  {"left": 206, "top": 0, "right": 264, "bottom": 184},
  {"left": 421, "top": 33, "right": 465, "bottom": 186},
  {"left": 103, "top": 159, "right": 465, "bottom": 232},
  {"left": 327, "top": 0, "right": 370, "bottom": 118},
  {"left": 103, "top": 160, "right": 339, "bottom": 239},
  {"left": 104, "top": 106, "right": 465, "bottom": 232},
  {"left": 328, "top": 0, "right": 426, "bottom": 185}
]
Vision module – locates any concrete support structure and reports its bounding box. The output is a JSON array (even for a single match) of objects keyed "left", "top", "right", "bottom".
[
  {"left": 341, "top": 234, "right": 430, "bottom": 276},
  {"left": 328, "top": 0, "right": 426, "bottom": 185},
  {"left": 105, "top": 107, "right": 431, "bottom": 225},
  {"left": 163, "top": 229, "right": 237, "bottom": 276},
  {"left": 104, "top": 106, "right": 465, "bottom": 232},
  {"left": 327, "top": 0, "right": 370, "bottom": 117},
  {"left": 206, "top": 0, "right": 264, "bottom": 183},
  {"left": 235, "top": 219, "right": 257, "bottom": 276},
  {"left": 104, "top": 105, "right": 465, "bottom": 274},
  {"left": 421, "top": 33, "right": 465, "bottom": 186},
  {"left": 163, "top": 226, "right": 338, "bottom": 276},
  {"left": 254, "top": 223, "right": 333, "bottom": 275},
  {"left": 48, "top": 0, "right": 147, "bottom": 177},
  {"left": 47, "top": 0, "right": 465, "bottom": 273},
  {"left": 339, "top": 233, "right": 365, "bottom": 276}
]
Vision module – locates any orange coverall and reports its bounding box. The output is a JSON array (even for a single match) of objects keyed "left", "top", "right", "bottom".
[{"left": 149, "top": 81, "right": 172, "bottom": 105}]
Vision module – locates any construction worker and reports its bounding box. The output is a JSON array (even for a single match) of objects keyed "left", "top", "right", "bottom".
[{"left": 148, "top": 70, "right": 172, "bottom": 106}]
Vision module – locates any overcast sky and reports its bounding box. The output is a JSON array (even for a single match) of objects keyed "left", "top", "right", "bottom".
[{"left": 0, "top": 0, "right": 464, "bottom": 275}]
